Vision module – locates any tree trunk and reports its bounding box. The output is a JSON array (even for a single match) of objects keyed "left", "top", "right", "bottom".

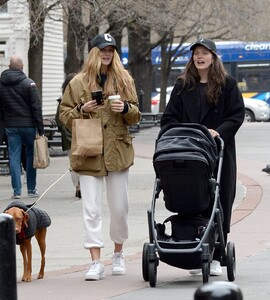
[
  {"left": 159, "top": 39, "right": 173, "bottom": 112},
  {"left": 127, "top": 24, "right": 153, "bottom": 112},
  {"left": 65, "top": 1, "right": 85, "bottom": 75},
  {"left": 0, "top": 0, "right": 9, "bottom": 6},
  {"left": 107, "top": 14, "right": 124, "bottom": 59},
  {"left": 27, "top": 0, "right": 45, "bottom": 103},
  {"left": 86, "top": 15, "right": 99, "bottom": 52},
  {"left": 65, "top": 8, "right": 81, "bottom": 75},
  {"left": 28, "top": 38, "right": 44, "bottom": 101}
]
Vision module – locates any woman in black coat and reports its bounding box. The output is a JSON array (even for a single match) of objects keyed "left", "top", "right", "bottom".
[{"left": 160, "top": 38, "right": 245, "bottom": 276}]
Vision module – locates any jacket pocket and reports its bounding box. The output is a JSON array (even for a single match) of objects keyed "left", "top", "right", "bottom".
[
  {"left": 116, "top": 133, "right": 133, "bottom": 145},
  {"left": 70, "top": 154, "right": 102, "bottom": 171},
  {"left": 115, "top": 133, "right": 134, "bottom": 168}
]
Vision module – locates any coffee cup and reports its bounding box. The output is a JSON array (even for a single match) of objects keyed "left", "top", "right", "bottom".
[{"left": 108, "top": 95, "right": 121, "bottom": 103}]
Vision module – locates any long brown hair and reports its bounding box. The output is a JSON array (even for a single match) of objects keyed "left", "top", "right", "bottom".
[
  {"left": 81, "top": 47, "right": 137, "bottom": 101},
  {"left": 179, "top": 50, "right": 227, "bottom": 105}
]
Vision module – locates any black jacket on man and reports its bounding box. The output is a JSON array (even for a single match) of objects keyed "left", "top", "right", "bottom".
[
  {"left": 0, "top": 69, "right": 44, "bottom": 135},
  {"left": 161, "top": 75, "right": 245, "bottom": 234}
]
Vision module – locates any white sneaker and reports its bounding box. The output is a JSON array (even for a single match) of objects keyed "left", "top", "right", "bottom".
[
  {"left": 112, "top": 252, "right": 126, "bottom": 275},
  {"left": 189, "top": 260, "right": 222, "bottom": 276},
  {"left": 85, "top": 260, "right": 105, "bottom": 281},
  {"left": 210, "top": 260, "right": 222, "bottom": 276}
]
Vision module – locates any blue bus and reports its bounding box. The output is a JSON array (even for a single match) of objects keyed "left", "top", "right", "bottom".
[{"left": 122, "top": 41, "right": 270, "bottom": 104}]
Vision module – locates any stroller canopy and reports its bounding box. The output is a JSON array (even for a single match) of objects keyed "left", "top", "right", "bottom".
[
  {"left": 154, "top": 123, "right": 218, "bottom": 176},
  {"left": 153, "top": 123, "right": 219, "bottom": 214}
]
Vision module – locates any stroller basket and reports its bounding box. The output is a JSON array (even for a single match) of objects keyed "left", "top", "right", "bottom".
[
  {"left": 158, "top": 241, "right": 204, "bottom": 269},
  {"left": 153, "top": 123, "right": 218, "bottom": 214},
  {"left": 156, "top": 214, "right": 216, "bottom": 269}
]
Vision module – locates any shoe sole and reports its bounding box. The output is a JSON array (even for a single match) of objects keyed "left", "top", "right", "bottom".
[
  {"left": 85, "top": 273, "right": 105, "bottom": 281},
  {"left": 189, "top": 269, "right": 201, "bottom": 275},
  {"left": 112, "top": 270, "right": 126, "bottom": 275},
  {"left": 210, "top": 271, "right": 223, "bottom": 276},
  {"left": 190, "top": 271, "right": 222, "bottom": 276}
]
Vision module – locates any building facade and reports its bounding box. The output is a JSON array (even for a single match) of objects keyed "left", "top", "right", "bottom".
[{"left": 0, "top": 0, "right": 64, "bottom": 116}]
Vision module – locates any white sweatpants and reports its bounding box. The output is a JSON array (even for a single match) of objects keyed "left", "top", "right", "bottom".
[{"left": 80, "top": 169, "right": 129, "bottom": 249}]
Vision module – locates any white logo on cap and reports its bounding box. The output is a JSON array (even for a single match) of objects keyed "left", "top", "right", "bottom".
[
  {"left": 104, "top": 33, "right": 112, "bottom": 42},
  {"left": 200, "top": 38, "right": 204, "bottom": 42}
]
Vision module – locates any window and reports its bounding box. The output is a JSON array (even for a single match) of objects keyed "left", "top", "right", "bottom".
[
  {"left": 0, "top": 41, "right": 6, "bottom": 58},
  {"left": 237, "top": 62, "right": 270, "bottom": 92}
]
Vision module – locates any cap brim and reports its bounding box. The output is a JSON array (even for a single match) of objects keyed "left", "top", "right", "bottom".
[
  {"left": 190, "top": 42, "right": 215, "bottom": 53},
  {"left": 97, "top": 43, "right": 117, "bottom": 50},
  {"left": 190, "top": 42, "right": 207, "bottom": 50}
]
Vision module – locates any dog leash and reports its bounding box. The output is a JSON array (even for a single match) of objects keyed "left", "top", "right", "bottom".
[{"left": 26, "top": 170, "right": 70, "bottom": 213}]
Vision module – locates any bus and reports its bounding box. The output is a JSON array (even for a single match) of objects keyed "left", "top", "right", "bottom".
[{"left": 122, "top": 41, "right": 270, "bottom": 104}]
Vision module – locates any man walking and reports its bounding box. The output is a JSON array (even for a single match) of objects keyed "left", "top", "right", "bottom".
[{"left": 0, "top": 55, "right": 44, "bottom": 199}]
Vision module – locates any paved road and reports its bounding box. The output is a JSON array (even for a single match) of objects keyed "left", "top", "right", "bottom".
[{"left": 0, "top": 122, "right": 270, "bottom": 299}]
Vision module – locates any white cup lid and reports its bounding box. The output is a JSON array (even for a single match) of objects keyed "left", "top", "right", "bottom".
[{"left": 108, "top": 95, "right": 121, "bottom": 100}]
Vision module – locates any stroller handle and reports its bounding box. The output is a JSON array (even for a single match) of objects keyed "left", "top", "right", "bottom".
[
  {"left": 214, "top": 136, "right": 224, "bottom": 159},
  {"left": 214, "top": 135, "right": 224, "bottom": 190},
  {"left": 215, "top": 135, "right": 224, "bottom": 150}
]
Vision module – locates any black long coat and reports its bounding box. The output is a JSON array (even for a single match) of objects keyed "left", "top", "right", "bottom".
[{"left": 160, "top": 75, "right": 245, "bottom": 234}]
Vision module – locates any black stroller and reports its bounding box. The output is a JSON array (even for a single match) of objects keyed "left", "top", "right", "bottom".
[{"left": 142, "top": 123, "right": 236, "bottom": 287}]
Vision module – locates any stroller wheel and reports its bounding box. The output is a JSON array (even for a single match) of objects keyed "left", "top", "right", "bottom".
[
  {"left": 226, "top": 241, "right": 236, "bottom": 281},
  {"left": 202, "top": 261, "right": 210, "bottom": 284},
  {"left": 147, "top": 243, "right": 158, "bottom": 287},
  {"left": 142, "top": 242, "right": 149, "bottom": 281},
  {"left": 149, "top": 260, "right": 157, "bottom": 287}
]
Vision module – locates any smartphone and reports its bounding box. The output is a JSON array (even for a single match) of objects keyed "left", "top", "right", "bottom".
[{"left": 91, "top": 90, "right": 104, "bottom": 105}]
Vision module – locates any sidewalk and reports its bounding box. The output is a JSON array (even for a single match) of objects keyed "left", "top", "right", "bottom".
[{"left": 1, "top": 124, "right": 270, "bottom": 300}]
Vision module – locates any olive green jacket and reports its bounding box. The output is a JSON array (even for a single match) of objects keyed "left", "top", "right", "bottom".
[{"left": 59, "top": 73, "right": 141, "bottom": 176}]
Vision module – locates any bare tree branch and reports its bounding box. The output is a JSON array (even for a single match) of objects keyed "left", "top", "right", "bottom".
[{"left": 0, "top": 0, "right": 8, "bottom": 6}]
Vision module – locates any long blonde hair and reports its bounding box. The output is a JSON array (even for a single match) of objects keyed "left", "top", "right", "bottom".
[{"left": 81, "top": 47, "right": 137, "bottom": 100}]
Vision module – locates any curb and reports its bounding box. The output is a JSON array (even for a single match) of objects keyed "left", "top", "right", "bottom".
[{"left": 231, "top": 173, "right": 262, "bottom": 225}]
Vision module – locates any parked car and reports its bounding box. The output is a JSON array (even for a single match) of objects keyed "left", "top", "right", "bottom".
[
  {"left": 243, "top": 97, "right": 270, "bottom": 122},
  {"left": 151, "top": 87, "right": 270, "bottom": 122},
  {"left": 151, "top": 87, "right": 173, "bottom": 114}
]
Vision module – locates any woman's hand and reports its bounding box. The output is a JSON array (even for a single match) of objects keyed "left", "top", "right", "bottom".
[
  {"left": 81, "top": 100, "right": 103, "bottom": 113},
  {"left": 208, "top": 129, "right": 220, "bottom": 138},
  {"left": 110, "top": 99, "right": 125, "bottom": 112}
]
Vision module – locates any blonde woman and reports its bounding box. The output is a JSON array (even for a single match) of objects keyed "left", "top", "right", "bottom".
[{"left": 60, "top": 33, "right": 141, "bottom": 281}]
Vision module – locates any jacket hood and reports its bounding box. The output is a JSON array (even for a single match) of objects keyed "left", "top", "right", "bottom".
[{"left": 0, "top": 69, "right": 27, "bottom": 86}]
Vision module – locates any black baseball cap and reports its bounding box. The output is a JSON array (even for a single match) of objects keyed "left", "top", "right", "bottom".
[
  {"left": 190, "top": 38, "right": 217, "bottom": 53},
  {"left": 91, "top": 33, "right": 117, "bottom": 50}
]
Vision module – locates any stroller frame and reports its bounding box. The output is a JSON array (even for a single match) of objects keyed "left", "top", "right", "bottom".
[{"left": 142, "top": 124, "right": 236, "bottom": 287}]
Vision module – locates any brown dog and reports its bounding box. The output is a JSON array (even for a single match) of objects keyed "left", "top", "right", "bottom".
[{"left": 4, "top": 201, "right": 51, "bottom": 282}]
